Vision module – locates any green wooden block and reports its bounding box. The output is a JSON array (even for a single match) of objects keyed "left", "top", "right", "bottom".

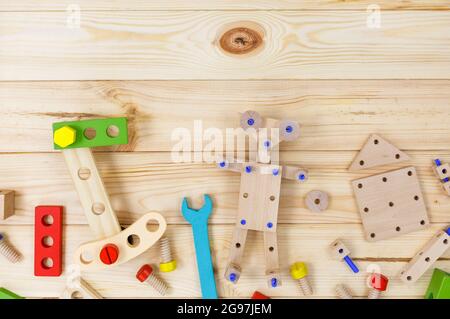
[
  {"left": 0, "top": 287, "right": 24, "bottom": 299},
  {"left": 425, "top": 268, "right": 450, "bottom": 299},
  {"left": 53, "top": 117, "right": 128, "bottom": 150}
]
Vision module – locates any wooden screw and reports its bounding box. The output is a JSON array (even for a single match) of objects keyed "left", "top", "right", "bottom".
[
  {"left": 368, "top": 273, "right": 389, "bottom": 299},
  {"left": 290, "top": 262, "right": 313, "bottom": 296},
  {"left": 159, "top": 236, "right": 177, "bottom": 272},
  {"left": 336, "top": 284, "right": 353, "bottom": 299},
  {"left": 0, "top": 233, "right": 21, "bottom": 263},
  {"left": 136, "top": 264, "right": 168, "bottom": 296}
]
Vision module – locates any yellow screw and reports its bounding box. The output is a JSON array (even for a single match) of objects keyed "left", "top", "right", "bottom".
[
  {"left": 290, "top": 262, "right": 313, "bottom": 296},
  {"left": 54, "top": 126, "right": 76, "bottom": 148},
  {"left": 159, "top": 237, "right": 176, "bottom": 272}
]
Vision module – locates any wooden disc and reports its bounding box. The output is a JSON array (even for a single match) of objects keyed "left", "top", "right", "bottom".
[{"left": 305, "top": 190, "right": 329, "bottom": 213}]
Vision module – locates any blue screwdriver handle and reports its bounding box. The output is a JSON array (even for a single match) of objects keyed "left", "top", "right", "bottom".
[{"left": 344, "top": 255, "right": 359, "bottom": 273}]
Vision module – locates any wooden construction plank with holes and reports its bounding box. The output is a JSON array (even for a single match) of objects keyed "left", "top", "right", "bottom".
[
  {"left": 0, "top": 0, "right": 450, "bottom": 299},
  {"left": 399, "top": 229, "right": 450, "bottom": 283}
]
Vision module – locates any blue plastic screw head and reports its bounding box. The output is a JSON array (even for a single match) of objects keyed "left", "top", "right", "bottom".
[
  {"left": 286, "top": 125, "right": 293, "bottom": 133},
  {"left": 219, "top": 161, "right": 226, "bottom": 168},
  {"left": 267, "top": 222, "right": 273, "bottom": 229},
  {"left": 245, "top": 166, "right": 252, "bottom": 173},
  {"left": 443, "top": 177, "right": 450, "bottom": 183},
  {"left": 229, "top": 273, "right": 237, "bottom": 282},
  {"left": 298, "top": 174, "right": 306, "bottom": 181},
  {"left": 435, "top": 159, "right": 442, "bottom": 166},
  {"left": 247, "top": 118, "right": 255, "bottom": 126},
  {"left": 445, "top": 227, "right": 450, "bottom": 235},
  {"left": 272, "top": 169, "right": 279, "bottom": 176},
  {"left": 240, "top": 219, "right": 246, "bottom": 225},
  {"left": 264, "top": 140, "right": 271, "bottom": 148},
  {"left": 271, "top": 278, "right": 278, "bottom": 288}
]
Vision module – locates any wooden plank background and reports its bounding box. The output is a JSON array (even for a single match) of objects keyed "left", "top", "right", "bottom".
[{"left": 0, "top": 0, "right": 449, "bottom": 299}]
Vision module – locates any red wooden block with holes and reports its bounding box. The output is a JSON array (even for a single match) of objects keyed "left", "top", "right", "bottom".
[{"left": 34, "top": 206, "right": 63, "bottom": 276}]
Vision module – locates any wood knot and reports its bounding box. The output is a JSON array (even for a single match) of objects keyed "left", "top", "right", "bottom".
[{"left": 218, "top": 23, "right": 264, "bottom": 56}]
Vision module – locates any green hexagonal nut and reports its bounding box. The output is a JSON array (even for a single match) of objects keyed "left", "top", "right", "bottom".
[{"left": 54, "top": 125, "right": 77, "bottom": 148}]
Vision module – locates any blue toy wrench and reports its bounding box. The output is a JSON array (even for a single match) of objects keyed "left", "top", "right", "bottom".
[{"left": 181, "top": 194, "right": 218, "bottom": 299}]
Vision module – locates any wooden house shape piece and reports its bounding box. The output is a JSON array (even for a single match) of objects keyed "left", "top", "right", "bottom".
[{"left": 349, "top": 134, "right": 410, "bottom": 171}]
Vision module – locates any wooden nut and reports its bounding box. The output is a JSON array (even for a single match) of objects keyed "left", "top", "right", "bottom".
[
  {"left": 329, "top": 239, "right": 350, "bottom": 260},
  {"left": 305, "top": 190, "right": 329, "bottom": 213}
]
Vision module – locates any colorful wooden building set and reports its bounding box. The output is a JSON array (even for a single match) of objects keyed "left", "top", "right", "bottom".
[{"left": 0, "top": 112, "right": 449, "bottom": 299}]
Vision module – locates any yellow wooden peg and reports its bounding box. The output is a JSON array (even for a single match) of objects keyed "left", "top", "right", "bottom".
[{"left": 54, "top": 126, "right": 76, "bottom": 148}]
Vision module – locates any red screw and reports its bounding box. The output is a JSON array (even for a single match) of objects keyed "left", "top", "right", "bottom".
[
  {"left": 136, "top": 264, "right": 168, "bottom": 296},
  {"left": 99, "top": 244, "right": 119, "bottom": 265},
  {"left": 368, "top": 273, "right": 389, "bottom": 299}
]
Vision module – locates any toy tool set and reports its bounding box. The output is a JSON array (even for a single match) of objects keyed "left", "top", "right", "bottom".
[{"left": 0, "top": 113, "right": 448, "bottom": 299}]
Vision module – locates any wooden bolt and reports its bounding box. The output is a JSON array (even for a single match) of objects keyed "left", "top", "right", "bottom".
[
  {"left": 60, "top": 278, "right": 103, "bottom": 299},
  {"left": 0, "top": 233, "right": 21, "bottom": 263},
  {"left": 290, "top": 262, "right": 313, "bottom": 296},
  {"left": 368, "top": 273, "right": 389, "bottom": 299},
  {"left": 136, "top": 264, "right": 168, "bottom": 296},
  {"left": 99, "top": 244, "right": 119, "bottom": 265},
  {"left": 336, "top": 284, "right": 353, "bottom": 299},
  {"left": 159, "top": 236, "right": 176, "bottom": 272},
  {"left": 54, "top": 126, "right": 77, "bottom": 148}
]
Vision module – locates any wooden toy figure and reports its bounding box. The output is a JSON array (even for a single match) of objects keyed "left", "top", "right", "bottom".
[{"left": 218, "top": 110, "right": 308, "bottom": 288}]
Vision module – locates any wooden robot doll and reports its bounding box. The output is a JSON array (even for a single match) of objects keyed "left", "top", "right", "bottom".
[{"left": 217, "top": 110, "right": 308, "bottom": 288}]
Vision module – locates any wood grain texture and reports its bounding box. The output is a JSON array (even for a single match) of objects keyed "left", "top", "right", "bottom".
[
  {"left": 0, "top": 150, "right": 449, "bottom": 226},
  {"left": 1, "top": 11, "right": 450, "bottom": 80},
  {"left": 1, "top": 223, "right": 448, "bottom": 298},
  {"left": 2, "top": 0, "right": 449, "bottom": 11},
  {"left": 1, "top": 1, "right": 449, "bottom": 299},
  {"left": 1, "top": 80, "right": 450, "bottom": 152}
]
